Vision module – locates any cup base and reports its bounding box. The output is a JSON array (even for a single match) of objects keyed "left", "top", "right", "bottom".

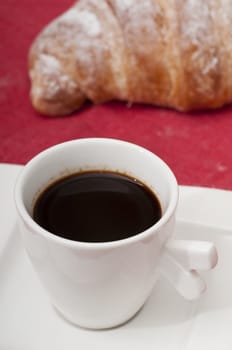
[{"left": 52, "top": 301, "right": 146, "bottom": 330}]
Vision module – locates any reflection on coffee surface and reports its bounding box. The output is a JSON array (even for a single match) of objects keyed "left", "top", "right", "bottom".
[{"left": 33, "top": 171, "right": 162, "bottom": 243}]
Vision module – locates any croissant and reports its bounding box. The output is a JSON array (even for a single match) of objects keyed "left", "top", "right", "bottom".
[{"left": 29, "top": 0, "right": 232, "bottom": 116}]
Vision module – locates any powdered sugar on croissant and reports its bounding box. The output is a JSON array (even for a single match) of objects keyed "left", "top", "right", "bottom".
[{"left": 29, "top": 0, "right": 232, "bottom": 116}]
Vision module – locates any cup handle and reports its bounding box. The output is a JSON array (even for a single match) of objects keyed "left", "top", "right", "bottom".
[{"left": 160, "top": 240, "right": 218, "bottom": 300}]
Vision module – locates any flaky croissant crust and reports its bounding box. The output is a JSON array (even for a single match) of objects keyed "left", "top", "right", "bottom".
[{"left": 29, "top": 0, "right": 232, "bottom": 116}]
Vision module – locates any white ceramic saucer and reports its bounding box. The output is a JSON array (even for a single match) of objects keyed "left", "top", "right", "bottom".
[{"left": 1, "top": 163, "right": 232, "bottom": 349}]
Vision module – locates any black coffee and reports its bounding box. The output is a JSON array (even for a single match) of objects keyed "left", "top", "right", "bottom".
[{"left": 33, "top": 171, "right": 162, "bottom": 243}]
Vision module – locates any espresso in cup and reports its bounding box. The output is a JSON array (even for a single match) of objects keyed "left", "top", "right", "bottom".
[
  {"left": 15, "top": 138, "right": 217, "bottom": 329},
  {"left": 33, "top": 170, "right": 162, "bottom": 243}
]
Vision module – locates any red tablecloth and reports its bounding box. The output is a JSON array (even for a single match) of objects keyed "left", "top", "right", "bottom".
[{"left": 1, "top": 0, "right": 232, "bottom": 190}]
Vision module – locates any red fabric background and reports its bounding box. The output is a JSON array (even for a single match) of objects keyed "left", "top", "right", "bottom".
[{"left": 1, "top": 0, "right": 232, "bottom": 189}]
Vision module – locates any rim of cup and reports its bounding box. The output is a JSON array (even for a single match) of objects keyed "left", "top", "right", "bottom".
[{"left": 14, "top": 138, "right": 179, "bottom": 250}]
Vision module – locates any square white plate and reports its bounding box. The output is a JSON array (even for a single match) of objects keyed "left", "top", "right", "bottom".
[{"left": 1, "top": 164, "right": 232, "bottom": 349}]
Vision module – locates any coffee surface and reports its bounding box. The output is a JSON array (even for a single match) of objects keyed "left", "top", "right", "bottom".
[{"left": 33, "top": 171, "right": 162, "bottom": 243}]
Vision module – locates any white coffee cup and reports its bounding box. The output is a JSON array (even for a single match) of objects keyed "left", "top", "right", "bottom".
[{"left": 14, "top": 138, "right": 218, "bottom": 329}]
